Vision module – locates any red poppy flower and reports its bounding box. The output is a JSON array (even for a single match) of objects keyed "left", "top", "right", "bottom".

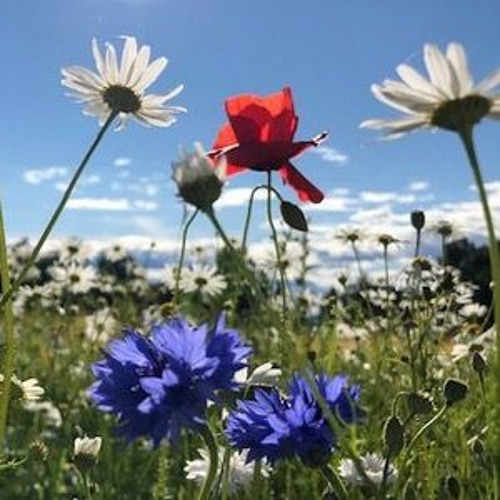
[{"left": 209, "top": 87, "right": 327, "bottom": 203}]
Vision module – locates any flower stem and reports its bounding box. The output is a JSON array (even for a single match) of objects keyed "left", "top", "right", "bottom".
[
  {"left": 205, "top": 208, "right": 234, "bottom": 251},
  {"left": 320, "top": 463, "right": 348, "bottom": 500},
  {"left": 266, "top": 171, "right": 287, "bottom": 312},
  {"left": 174, "top": 209, "right": 199, "bottom": 306},
  {"left": 458, "top": 127, "right": 500, "bottom": 489},
  {"left": 0, "top": 111, "right": 118, "bottom": 310},
  {"left": 0, "top": 200, "right": 15, "bottom": 447},
  {"left": 404, "top": 405, "right": 448, "bottom": 456},
  {"left": 241, "top": 185, "right": 266, "bottom": 251},
  {"left": 197, "top": 425, "right": 218, "bottom": 500}
]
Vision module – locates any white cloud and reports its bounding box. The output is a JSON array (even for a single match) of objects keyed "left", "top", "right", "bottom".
[
  {"left": 23, "top": 167, "right": 67, "bottom": 184},
  {"left": 66, "top": 198, "right": 158, "bottom": 212},
  {"left": 216, "top": 187, "right": 267, "bottom": 208},
  {"left": 408, "top": 181, "right": 429, "bottom": 191},
  {"left": 304, "top": 196, "right": 355, "bottom": 212},
  {"left": 311, "top": 145, "right": 348, "bottom": 165},
  {"left": 359, "top": 191, "right": 416, "bottom": 204},
  {"left": 113, "top": 157, "right": 132, "bottom": 168}
]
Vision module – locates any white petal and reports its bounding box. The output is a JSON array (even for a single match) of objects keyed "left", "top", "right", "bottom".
[
  {"left": 424, "top": 44, "right": 455, "bottom": 98},
  {"left": 475, "top": 69, "right": 500, "bottom": 94},
  {"left": 119, "top": 36, "right": 138, "bottom": 84},
  {"left": 92, "top": 39, "right": 106, "bottom": 80},
  {"left": 446, "top": 43, "right": 473, "bottom": 96},
  {"left": 134, "top": 57, "right": 167, "bottom": 93},
  {"left": 371, "top": 84, "right": 418, "bottom": 115},
  {"left": 141, "top": 85, "right": 184, "bottom": 105},
  {"left": 360, "top": 115, "right": 428, "bottom": 136},
  {"left": 396, "top": 64, "right": 446, "bottom": 99},
  {"left": 378, "top": 81, "right": 437, "bottom": 112},
  {"left": 127, "top": 45, "right": 151, "bottom": 88},
  {"left": 104, "top": 42, "right": 119, "bottom": 84}
]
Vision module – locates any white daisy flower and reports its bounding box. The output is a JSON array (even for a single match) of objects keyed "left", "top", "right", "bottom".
[
  {"left": 235, "top": 362, "right": 282, "bottom": 386},
  {"left": 23, "top": 400, "right": 63, "bottom": 428},
  {"left": 49, "top": 261, "right": 97, "bottom": 294},
  {"left": 1, "top": 374, "right": 45, "bottom": 402},
  {"left": 459, "top": 303, "right": 488, "bottom": 319},
  {"left": 103, "top": 244, "right": 128, "bottom": 262},
  {"left": 62, "top": 36, "right": 185, "bottom": 130},
  {"left": 179, "top": 264, "right": 227, "bottom": 298},
  {"left": 361, "top": 42, "right": 500, "bottom": 137},
  {"left": 185, "top": 448, "right": 269, "bottom": 492},
  {"left": 74, "top": 436, "right": 102, "bottom": 459},
  {"left": 339, "top": 453, "right": 398, "bottom": 486}
]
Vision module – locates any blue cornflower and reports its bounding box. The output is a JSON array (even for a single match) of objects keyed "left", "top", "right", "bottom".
[
  {"left": 226, "top": 372, "right": 362, "bottom": 467},
  {"left": 89, "top": 314, "right": 251, "bottom": 446}
]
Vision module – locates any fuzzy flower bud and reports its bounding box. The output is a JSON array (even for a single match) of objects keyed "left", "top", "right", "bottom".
[{"left": 172, "top": 143, "right": 225, "bottom": 212}]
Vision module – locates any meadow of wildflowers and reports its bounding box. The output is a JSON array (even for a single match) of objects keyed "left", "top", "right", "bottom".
[{"left": 0, "top": 36, "right": 499, "bottom": 500}]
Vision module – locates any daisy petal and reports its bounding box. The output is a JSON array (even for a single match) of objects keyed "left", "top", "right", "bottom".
[
  {"left": 135, "top": 57, "right": 168, "bottom": 93},
  {"left": 446, "top": 43, "right": 473, "bottom": 96},
  {"left": 424, "top": 44, "right": 455, "bottom": 98}
]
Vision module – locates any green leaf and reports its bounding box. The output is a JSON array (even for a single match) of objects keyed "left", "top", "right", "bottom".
[{"left": 280, "top": 201, "right": 308, "bottom": 232}]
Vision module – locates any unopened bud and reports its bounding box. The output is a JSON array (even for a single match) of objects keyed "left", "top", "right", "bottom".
[{"left": 411, "top": 211, "right": 425, "bottom": 231}]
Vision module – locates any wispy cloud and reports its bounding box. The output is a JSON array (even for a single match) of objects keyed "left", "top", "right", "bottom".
[
  {"left": 23, "top": 167, "right": 67, "bottom": 184},
  {"left": 113, "top": 157, "right": 132, "bottom": 168},
  {"left": 67, "top": 197, "right": 158, "bottom": 212},
  {"left": 408, "top": 181, "right": 429, "bottom": 192},
  {"left": 311, "top": 145, "right": 348, "bottom": 165}
]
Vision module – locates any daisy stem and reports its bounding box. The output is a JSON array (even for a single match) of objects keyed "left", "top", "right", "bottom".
[
  {"left": 320, "top": 463, "right": 348, "bottom": 500},
  {"left": 0, "top": 111, "right": 118, "bottom": 311},
  {"left": 197, "top": 425, "right": 218, "bottom": 500},
  {"left": 266, "top": 171, "right": 287, "bottom": 312},
  {"left": 174, "top": 209, "right": 199, "bottom": 307},
  {"left": 459, "top": 126, "right": 500, "bottom": 491},
  {"left": 0, "top": 200, "right": 15, "bottom": 447},
  {"left": 205, "top": 208, "right": 234, "bottom": 251}
]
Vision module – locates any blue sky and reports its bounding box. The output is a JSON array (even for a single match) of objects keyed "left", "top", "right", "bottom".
[{"left": 1, "top": 0, "right": 500, "bottom": 279}]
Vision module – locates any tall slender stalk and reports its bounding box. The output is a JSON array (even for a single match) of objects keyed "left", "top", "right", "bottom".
[
  {"left": 0, "top": 111, "right": 118, "bottom": 310},
  {"left": 266, "top": 171, "right": 287, "bottom": 312},
  {"left": 0, "top": 201, "right": 15, "bottom": 445},
  {"left": 197, "top": 425, "right": 218, "bottom": 500},
  {"left": 458, "top": 126, "right": 500, "bottom": 492},
  {"left": 173, "top": 209, "right": 199, "bottom": 306}
]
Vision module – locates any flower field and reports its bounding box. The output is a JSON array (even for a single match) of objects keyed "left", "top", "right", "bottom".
[{"left": 1, "top": 34, "right": 499, "bottom": 500}]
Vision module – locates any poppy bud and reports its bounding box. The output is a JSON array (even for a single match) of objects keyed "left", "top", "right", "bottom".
[{"left": 411, "top": 211, "right": 425, "bottom": 231}]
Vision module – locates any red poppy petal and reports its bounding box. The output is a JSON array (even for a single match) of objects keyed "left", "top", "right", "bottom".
[
  {"left": 225, "top": 87, "right": 298, "bottom": 143},
  {"left": 213, "top": 122, "right": 238, "bottom": 149},
  {"left": 279, "top": 162, "right": 324, "bottom": 203}
]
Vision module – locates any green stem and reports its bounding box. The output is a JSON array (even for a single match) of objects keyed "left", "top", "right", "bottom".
[
  {"left": 458, "top": 127, "right": 500, "bottom": 492},
  {"left": 351, "top": 241, "right": 364, "bottom": 283},
  {"left": 414, "top": 229, "right": 421, "bottom": 258},
  {"left": 197, "top": 426, "right": 218, "bottom": 500},
  {"left": 266, "top": 171, "right": 287, "bottom": 312},
  {"left": 174, "top": 209, "right": 199, "bottom": 306},
  {"left": 0, "top": 111, "right": 118, "bottom": 310},
  {"left": 241, "top": 185, "right": 266, "bottom": 251},
  {"left": 0, "top": 201, "right": 15, "bottom": 446},
  {"left": 441, "top": 235, "right": 448, "bottom": 266},
  {"left": 405, "top": 405, "right": 448, "bottom": 456},
  {"left": 205, "top": 208, "right": 234, "bottom": 251},
  {"left": 320, "top": 463, "right": 348, "bottom": 500}
]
